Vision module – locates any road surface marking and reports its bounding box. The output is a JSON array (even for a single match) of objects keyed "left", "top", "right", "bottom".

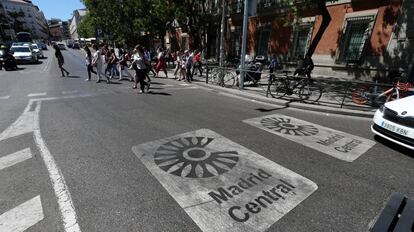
[
  {"left": 0, "top": 96, "right": 10, "bottom": 100},
  {"left": 0, "top": 100, "right": 81, "bottom": 232},
  {"left": 0, "top": 101, "right": 38, "bottom": 141},
  {"left": 62, "top": 90, "right": 78, "bottom": 95},
  {"left": 0, "top": 148, "right": 32, "bottom": 171},
  {"left": 32, "top": 101, "right": 81, "bottom": 232},
  {"left": 0, "top": 195, "right": 44, "bottom": 232},
  {"left": 27, "top": 93, "right": 46, "bottom": 98},
  {"left": 42, "top": 57, "right": 52, "bottom": 72},
  {"left": 132, "top": 129, "right": 317, "bottom": 232},
  {"left": 180, "top": 83, "right": 190, "bottom": 86},
  {"left": 243, "top": 114, "right": 375, "bottom": 162}
]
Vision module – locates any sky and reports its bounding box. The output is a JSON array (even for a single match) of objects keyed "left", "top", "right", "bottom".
[{"left": 31, "top": 0, "right": 85, "bottom": 20}]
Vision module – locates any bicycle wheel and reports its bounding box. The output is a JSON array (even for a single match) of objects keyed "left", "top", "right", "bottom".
[
  {"left": 208, "top": 68, "right": 220, "bottom": 85},
  {"left": 351, "top": 85, "right": 370, "bottom": 105},
  {"left": 223, "top": 71, "right": 236, "bottom": 87},
  {"left": 299, "top": 81, "right": 323, "bottom": 103},
  {"left": 268, "top": 79, "right": 288, "bottom": 98}
]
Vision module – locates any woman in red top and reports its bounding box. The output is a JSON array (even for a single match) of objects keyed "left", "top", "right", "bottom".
[
  {"left": 192, "top": 50, "right": 203, "bottom": 77},
  {"left": 155, "top": 48, "right": 168, "bottom": 78}
]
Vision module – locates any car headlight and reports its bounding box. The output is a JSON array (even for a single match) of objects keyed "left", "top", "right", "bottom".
[{"left": 379, "top": 105, "right": 385, "bottom": 113}]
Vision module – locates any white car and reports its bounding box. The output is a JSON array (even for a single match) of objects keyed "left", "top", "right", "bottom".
[
  {"left": 57, "top": 42, "right": 66, "bottom": 50},
  {"left": 372, "top": 95, "right": 414, "bottom": 150},
  {"left": 31, "top": 44, "right": 44, "bottom": 59},
  {"left": 10, "top": 45, "right": 38, "bottom": 64}
]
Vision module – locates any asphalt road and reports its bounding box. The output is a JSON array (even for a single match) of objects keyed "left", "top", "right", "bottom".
[{"left": 0, "top": 47, "right": 413, "bottom": 232}]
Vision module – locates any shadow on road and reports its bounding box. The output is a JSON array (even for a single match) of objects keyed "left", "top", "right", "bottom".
[
  {"left": 66, "top": 75, "right": 81, "bottom": 79},
  {"left": 147, "top": 91, "right": 171, "bottom": 96},
  {"left": 374, "top": 135, "right": 414, "bottom": 158}
]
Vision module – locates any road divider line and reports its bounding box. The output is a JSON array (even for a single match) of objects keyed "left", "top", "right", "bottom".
[
  {"left": 33, "top": 101, "right": 81, "bottom": 232},
  {"left": 0, "top": 148, "right": 32, "bottom": 171},
  {"left": 0, "top": 195, "right": 44, "bottom": 232},
  {"left": 62, "top": 90, "right": 78, "bottom": 95},
  {"left": 0, "top": 96, "right": 10, "bottom": 100},
  {"left": 27, "top": 93, "right": 46, "bottom": 98}
]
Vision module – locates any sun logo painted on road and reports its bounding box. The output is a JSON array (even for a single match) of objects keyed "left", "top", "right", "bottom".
[
  {"left": 154, "top": 137, "right": 239, "bottom": 178},
  {"left": 261, "top": 117, "right": 319, "bottom": 136}
]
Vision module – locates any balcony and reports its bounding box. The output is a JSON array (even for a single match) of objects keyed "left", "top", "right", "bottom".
[{"left": 257, "top": 0, "right": 319, "bottom": 17}]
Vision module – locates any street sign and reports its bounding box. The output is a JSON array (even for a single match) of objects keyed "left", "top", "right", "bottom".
[
  {"left": 243, "top": 114, "right": 376, "bottom": 162},
  {"left": 132, "top": 129, "right": 317, "bottom": 232}
]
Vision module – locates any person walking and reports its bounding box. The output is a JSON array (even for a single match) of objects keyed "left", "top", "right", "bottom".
[
  {"left": 84, "top": 46, "right": 97, "bottom": 81},
  {"left": 132, "top": 45, "right": 150, "bottom": 93},
  {"left": 192, "top": 49, "right": 203, "bottom": 77},
  {"left": 155, "top": 48, "right": 168, "bottom": 78},
  {"left": 92, "top": 44, "right": 110, "bottom": 84},
  {"left": 108, "top": 49, "right": 119, "bottom": 79},
  {"left": 174, "top": 50, "right": 183, "bottom": 80},
  {"left": 184, "top": 50, "right": 194, "bottom": 83},
  {"left": 53, "top": 44, "right": 69, "bottom": 77},
  {"left": 118, "top": 50, "right": 133, "bottom": 81}
]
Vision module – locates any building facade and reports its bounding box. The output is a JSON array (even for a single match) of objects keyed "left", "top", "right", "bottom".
[
  {"left": 226, "top": 0, "right": 409, "bottom": 80},
  {"left": 48, "top": 18, "right": 70, "bottom": 41},
  {"left": 0, "top": 0, "right": 48, "bottom": 40},
  {"left": 69, "top": 9, "right": 87, "bottom": 40}
]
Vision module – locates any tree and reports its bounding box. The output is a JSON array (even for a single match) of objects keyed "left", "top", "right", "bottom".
[{"left": 77, "top": 13, "right": 97, "bottom": 38}]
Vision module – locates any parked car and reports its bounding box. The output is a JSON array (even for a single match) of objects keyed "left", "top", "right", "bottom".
[
  {"left": 10, "top": 45, "right": 38, "bottom": 64},
  {"left": 31, "top": 44, "right": 44, "bottom": 59},
  {"left": 372, "top": 95, "right": 414, "bottom": 150},
  {"left": 57, "top": 42, "right": 66, "bottom": 50}
]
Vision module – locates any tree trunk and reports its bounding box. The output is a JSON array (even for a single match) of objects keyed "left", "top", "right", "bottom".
[{"left": 305, "top": 0, "right": 331, "bottom": 58}]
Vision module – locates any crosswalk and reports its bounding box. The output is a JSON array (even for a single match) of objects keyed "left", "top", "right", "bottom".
[{"left": 0, "top": 83, "right": 200, "bottom": 102}]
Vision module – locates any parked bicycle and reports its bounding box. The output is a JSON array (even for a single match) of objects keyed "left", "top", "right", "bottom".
[
  {"left": 267, "top": 71, "right": 323, "bottom": 103},
  {"left": 206, "top": 66, "right": 237, "bottom": 87},
  {"left": 351, "top": 72, "right": 414, "bottom": 106}
]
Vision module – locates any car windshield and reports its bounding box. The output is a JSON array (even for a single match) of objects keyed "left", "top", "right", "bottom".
[
  {"left": 11, "top": 47, "right": 31, "bottom": 53},
  {"left": 32, "top": 45, "right": 39, "bottom": 49}
]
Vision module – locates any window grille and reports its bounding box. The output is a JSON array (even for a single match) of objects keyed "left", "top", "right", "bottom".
[
  {"left": 338, "top": 15, "right": 375, "bottom": 64},
  {"left": 290, "top": 23, "right": 312, "bottom": 59}
]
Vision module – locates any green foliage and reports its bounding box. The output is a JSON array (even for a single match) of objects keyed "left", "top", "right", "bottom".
[
  {"left": 77, "top": 13, "right": 96, "bottom": 38},
  {"left": 81, "top": 0, "right": 213, "bottom": 48}
]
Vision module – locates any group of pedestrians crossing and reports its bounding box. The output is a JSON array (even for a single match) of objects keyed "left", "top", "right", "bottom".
[{"left": 53, "top": 42, "right": 204, "bottom": 94}]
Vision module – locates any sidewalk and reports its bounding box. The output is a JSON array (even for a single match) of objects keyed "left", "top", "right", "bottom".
[{"left": 162, "top": 68, "right": 378, "bottom": 118}]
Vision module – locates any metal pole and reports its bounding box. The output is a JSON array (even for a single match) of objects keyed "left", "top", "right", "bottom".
[
  {"left": 240, "top": 0, "right": 249, "bottom": 89},
  {"left": 219, "top": 0, "right": 226, "bottom": 72}
]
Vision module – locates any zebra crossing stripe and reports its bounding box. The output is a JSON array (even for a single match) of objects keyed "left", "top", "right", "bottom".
[
  {"left": 0, "top": 195, "right": 44, "bottom": 232},
  {"left": 0, "top": 148, "right": 32, "bottom": 171},
  {"left": 0, "top": 96, "right": 10, "bottom": 100}
]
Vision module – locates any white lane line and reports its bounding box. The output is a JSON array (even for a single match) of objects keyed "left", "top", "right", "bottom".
[
  {"left": 0, "top": 195, "right": 44, "bottom": 232},
  {"left": 0, "top": 148, "right": 32, "bottom": 171},
  {"left": 33, "top": 101, "right": 81, "bottom": 232},
  {"left": 62, "top": 90, "right": 78, "bottom": 95},
  {"left": 0, "top": 96, "right": 10, "bottom": 100},
  {"left": 27, "top": 93, "right": 46, "bottom": 98},
  {"left": 180, "top": 83, "right": 190, "bottom": 86}
]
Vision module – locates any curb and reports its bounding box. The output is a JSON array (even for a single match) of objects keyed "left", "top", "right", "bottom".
[{"left": 192, "top": 81, "right": 376, "bottom": 118}]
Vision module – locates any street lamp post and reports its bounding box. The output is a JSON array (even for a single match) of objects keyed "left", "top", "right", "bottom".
[{"left": 239, "top": 0, "right": 249, "bottom": 89}]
